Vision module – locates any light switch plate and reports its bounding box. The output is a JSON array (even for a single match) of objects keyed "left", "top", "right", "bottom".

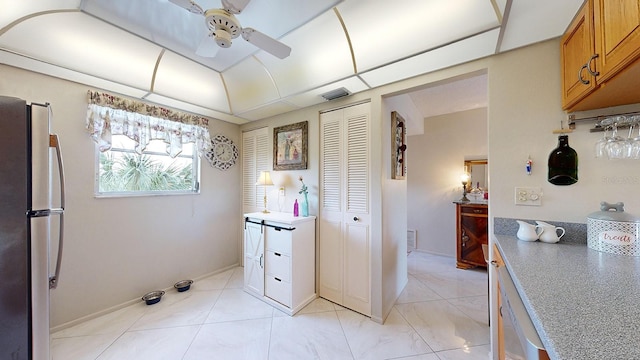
[{"left": 515, "top": 187, "right": 542, "bottom": 206}]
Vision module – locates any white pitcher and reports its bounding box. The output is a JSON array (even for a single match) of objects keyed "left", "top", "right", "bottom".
[
  {"left": 516, "top": 220, "right": 542, "bottom": 242},
  {"left": 535, "top": 221, "right": 565, "bottom": 243}
]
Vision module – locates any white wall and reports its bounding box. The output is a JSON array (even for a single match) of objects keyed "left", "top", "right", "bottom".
[
  {"left": 407, "top": 108, "right": 488, "bottom": 256},
  {"left": 488, "top": 40, "right": 640, "bottom": 223},
  {"left": 380, "top": 100, "right": 410, "bottom": 321},
  {"left": 240, "top": 93, "right": 407, "bottom": 323},
  {"left": 0, "top": 64, "right": 243, "bottom": 328}
]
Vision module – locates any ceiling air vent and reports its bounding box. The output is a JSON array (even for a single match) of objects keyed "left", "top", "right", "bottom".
[{"left": 321, "top": 87, "right": 351, "bottom": 101}]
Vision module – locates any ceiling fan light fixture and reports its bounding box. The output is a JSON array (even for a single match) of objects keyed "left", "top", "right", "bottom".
[
  {"left": 321, "top": 87, "right": 351, "bottom": 101},
  {"left": 172, "top": 0, "right": 290, "bottom": 59},
  {"left": 214, "top": 30, "right": 233, "bottom": 47},
  {"left": 204, "top": 9, "right": 241, "bottom": 38}
]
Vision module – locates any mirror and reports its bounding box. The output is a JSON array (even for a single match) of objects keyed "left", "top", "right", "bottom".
[{"left": 464, "top": 159, "right": 487, "bottom": 191}]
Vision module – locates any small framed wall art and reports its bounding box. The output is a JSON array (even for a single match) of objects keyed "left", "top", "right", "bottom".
[
  {"left": 273, "top": 121, "right": 308, "bottom": 170},
  {"left": 391, "top": 111, "right": 407, "bottom": 179}
]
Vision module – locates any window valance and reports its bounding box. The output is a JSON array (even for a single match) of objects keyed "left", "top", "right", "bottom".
[{"left": 85, "top": 90, "right": 211, "bottom": 157}]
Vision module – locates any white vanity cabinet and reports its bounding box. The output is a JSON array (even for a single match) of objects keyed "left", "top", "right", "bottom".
[{"left": 243, "top": 212, "right": 316, "bottom": 315}]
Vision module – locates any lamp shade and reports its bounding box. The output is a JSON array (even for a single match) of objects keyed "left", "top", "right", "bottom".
[{"left": 256, "top": 171, "right": 274, "bottom": 186}]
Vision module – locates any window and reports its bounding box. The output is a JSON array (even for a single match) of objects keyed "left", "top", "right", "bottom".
[
  {"left": 85, "top": 90, "right": 210, "bottom": 197},
  {"left": 96, "top": 135, "right": 199, "bottom": 196}
]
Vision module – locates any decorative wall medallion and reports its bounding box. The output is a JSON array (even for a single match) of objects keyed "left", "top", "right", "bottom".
[{"left": 206, "top": 134, "right": 238, "bottom": 170}]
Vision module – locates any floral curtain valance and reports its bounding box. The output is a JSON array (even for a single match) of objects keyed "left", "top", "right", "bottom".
[{"left": 85, "top": 90, "right": 211, "bottom": 157}]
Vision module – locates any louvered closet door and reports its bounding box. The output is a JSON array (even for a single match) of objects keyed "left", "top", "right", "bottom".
[
  {"left": 319, "top": 102, "right": 371, "bottom": 316},
  {"left": 342, "top": 104, "right": 371, "bottom": 316},
  {"left": 319, "top": 109, "right": 344, "bottom": 305},
  {"left": 242, "top": 127, "right": 269, "bottom": 211}
]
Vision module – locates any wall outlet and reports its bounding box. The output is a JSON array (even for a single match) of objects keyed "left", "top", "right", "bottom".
[{"left": 514, "top": 187, "right": 542, "bottom": 206}]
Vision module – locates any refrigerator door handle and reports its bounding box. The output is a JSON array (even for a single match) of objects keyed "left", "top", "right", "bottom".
[{"left": 49, "top": 134, "right": 65, "bottom": 289}]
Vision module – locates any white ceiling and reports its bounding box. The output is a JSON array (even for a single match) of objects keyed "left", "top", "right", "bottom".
[
  {"left": 410, "top": 73, "right": 488, "bottom": 119},
  {"left": 0, "top": 0, "right": 584, "bottom": 124}
]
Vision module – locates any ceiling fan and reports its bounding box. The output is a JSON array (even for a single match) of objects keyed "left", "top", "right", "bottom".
[{"left": 169, "top": 0, "right": 292, "bottom": 59}]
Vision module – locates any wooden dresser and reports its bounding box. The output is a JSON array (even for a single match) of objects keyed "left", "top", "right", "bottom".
[{"left": 454, "top": 202, "right": 488, "bottom": 269}]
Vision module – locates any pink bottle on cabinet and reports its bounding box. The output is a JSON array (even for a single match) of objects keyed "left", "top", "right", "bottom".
[{"left": 293, "top": 199, "right": 299, "bottom": 217}]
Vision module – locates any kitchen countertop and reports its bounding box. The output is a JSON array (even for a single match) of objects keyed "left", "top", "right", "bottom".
[{"left": 494, "top": 234, "right": 640, "bottom": 360}]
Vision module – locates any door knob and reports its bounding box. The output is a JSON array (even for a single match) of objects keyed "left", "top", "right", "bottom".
[{"left": 353, "top": 216, "right": 359, "bottom": 222}]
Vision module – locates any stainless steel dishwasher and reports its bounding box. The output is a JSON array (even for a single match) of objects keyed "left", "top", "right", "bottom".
[{"left": 497, "top": 266, "right": 549, "bottom": 360}]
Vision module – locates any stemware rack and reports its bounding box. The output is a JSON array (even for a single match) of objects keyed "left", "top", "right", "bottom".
[{"left": 565, "top": 111, "right": 640, "bottom": 133}]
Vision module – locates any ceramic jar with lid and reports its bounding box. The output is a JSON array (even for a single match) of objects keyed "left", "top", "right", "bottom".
[{"left": 587, "top": 202, "right": 640, "bottom": 256}]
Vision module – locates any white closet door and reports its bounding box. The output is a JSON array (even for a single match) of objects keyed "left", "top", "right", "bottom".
[
  {"left": 319, "top": 109, "right": 344, "bottom": 304},
  {"left": 242, "top": 127, "right": 269, "bottom": 211},
  {"left": 319, "top": 102, "right": 371, "bottom": 316},
  {"left": 342, "top": 104, "right": 371, "bottom": 315},
  {"left": 244, "top": 221, "right": 264, "bottom": 296}
]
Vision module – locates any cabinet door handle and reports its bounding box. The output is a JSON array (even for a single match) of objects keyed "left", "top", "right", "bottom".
[
  {"left": 259, "top": 254, "right": 264, "bottom": 269},
  {"left": 490, "top": 260, "right": 499, "bottom": 267},
  {"left": 473, "top": 209, "right": 482, "bottom": 213},
  {"left": 274, "top": 252, "right": 281, "bottom": 257},
  {"left": 578, "top": 63, "right": 590, "bottom": 85},
  {"left": 274, "top": 277, "right": 282, "bottom": 282},
  {"left": 586, "top": 54, "right": 600, "bottom": 77},
  {"left": 353, "top": 216, "right": 359, "bottom": 222}
]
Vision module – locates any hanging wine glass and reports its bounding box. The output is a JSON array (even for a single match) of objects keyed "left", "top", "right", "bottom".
[
  {"left": 623, "top": 120, "right": 636, "bottom": 159},
  {"left": 595, "top": 117, "right": 612, "bottom": 158},
  {"left": 605, "top": 116, "right": 626, "bottom": 159},
  {"left": 630, "top": 115, "right": 640, "bottom": 160}
]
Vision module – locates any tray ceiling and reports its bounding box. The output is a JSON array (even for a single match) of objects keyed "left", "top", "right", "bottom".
[{"left": 0, "top": 0, "right": 583, "bottom": 123}]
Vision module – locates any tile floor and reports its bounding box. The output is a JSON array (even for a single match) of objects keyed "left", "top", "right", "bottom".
[{"left": 50, "top": 251, "right": 490, "bottom": 360}]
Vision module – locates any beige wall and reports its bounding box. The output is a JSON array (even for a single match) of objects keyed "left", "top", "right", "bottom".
[
  {"left": 4, "top": 32, "right": 639, "bottom": 338},
  {"left": 487, "top": 40, "right": 640, "bottom": 223},
  {"left": 240, "top": 93, "right": 406, "bottom": 323},
  {"left": 407, "top": 108, "right": 488, "bottom": 256},
  {"left": 0, "top": 64, "right": 243, "bottom": 328}
]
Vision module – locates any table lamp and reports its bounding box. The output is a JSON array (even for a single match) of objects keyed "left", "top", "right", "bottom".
[
  {"left": 460, "top": 173, "right": 470, "bottom": 202},
  {"left": 256, "top": 171, "right": 274, "bottom": 213}
]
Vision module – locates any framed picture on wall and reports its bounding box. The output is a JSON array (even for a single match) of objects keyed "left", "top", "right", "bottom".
[
  {"left": 391, "top": 111, "right": 407, "bottom": 179},
  {"left": 273, "top": 121, "right": 308, "bottom": 170}
]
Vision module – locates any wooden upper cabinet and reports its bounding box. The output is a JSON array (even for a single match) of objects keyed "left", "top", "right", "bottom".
[
  {"left": 594, "top": 0, "right": 640, "bottom": 82},
  {"left": 561, "top": 0, "right": 597, "bottom": 109},
  {"left": 561, "top": 0, "right": 640, "bottom": 111}
]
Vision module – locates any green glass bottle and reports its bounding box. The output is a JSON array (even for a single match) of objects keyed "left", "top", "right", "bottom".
[{"left": 548, "top": 135, "right": 578, "bottom": 185}]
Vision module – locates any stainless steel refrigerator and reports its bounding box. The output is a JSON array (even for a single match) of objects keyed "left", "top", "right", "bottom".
[{"left": 0, "top": 96, "right": 65, "bottom": 360}]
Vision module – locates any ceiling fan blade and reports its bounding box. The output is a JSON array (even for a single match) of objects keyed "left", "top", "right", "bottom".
[
  {"left": 169, "top": 0, "right": 204, "bottom": 15},
  {"left": 195, "top": 33, "right": 220, "bottom": 57},
  {"left": 241, "top": 28, "right": 291, "bottom": 59},
  {"left": 221, "top": 0, "right": 252, "bottom": 14}
]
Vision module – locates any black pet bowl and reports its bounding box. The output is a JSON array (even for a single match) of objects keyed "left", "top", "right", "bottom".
[
  {"left": 142, "top": 290, "right": 165, "bottom": 305},
  {"left": 174, "top": 280, "right": 193, "bottom": 292}
]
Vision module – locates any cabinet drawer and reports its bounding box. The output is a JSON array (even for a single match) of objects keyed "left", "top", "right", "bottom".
[
  {"left": 265, "top": 275, "right": 291, "bottom": 307},
  {"left": 460, "top": 206, "right": 487, "bottom": 216},
  {"left": 265, "top": 227, "right": 292, "bottom": 254},
  {"left": 265, "top": 251, "right": 290, "bottom": 282}
]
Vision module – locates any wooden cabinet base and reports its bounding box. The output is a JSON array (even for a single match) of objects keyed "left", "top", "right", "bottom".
[
  {"left": 456, "top": 261, "right": 486, "bottom": 270},
  {"left": 454, "top": 202, "right": 488, "bottom": 270}
]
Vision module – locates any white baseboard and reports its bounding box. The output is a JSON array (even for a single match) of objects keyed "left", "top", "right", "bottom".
[{"left": 50, "top": 263, "right": 240, "bottom": 333}]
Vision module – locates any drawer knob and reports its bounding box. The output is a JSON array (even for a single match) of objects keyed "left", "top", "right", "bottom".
[{"left": 353, "top": 216, "right": 359, "bottom": 222}]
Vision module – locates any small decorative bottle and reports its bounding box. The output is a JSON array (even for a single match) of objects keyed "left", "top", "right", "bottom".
[
  {"left": 301, "top": 193, "right": 309, "bottom": 217},
  {"left": 548, "top": 135, "right": 578, "bottom": 185},
  {"left": 293, "top": 199, "right": 299, "bottom": 217}
]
